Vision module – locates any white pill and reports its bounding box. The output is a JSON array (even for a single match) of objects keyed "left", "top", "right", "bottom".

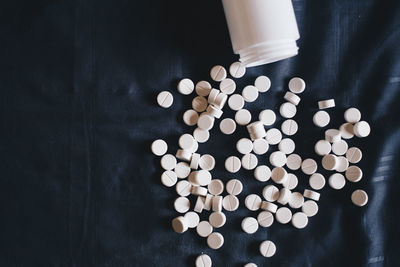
[
  {"left": 351, "top": 189, "right": 368, "bottom": 207},
  {"left": 261, "top": 201, "right": 278, "bottom": 213},
  {"left": 192, "top": 96, "right": 208, "bottom": 112},
  {"left": 263, "top": 185, "right": 280, "bottom": 202},
  {"left": 208, "top": 179, "right": 224, "bottom": 195},
  {"left": 219, "top": 118, "right": 236, "bottom": 135},
  {"left": 151, "top": 139, "right": 168, "bottom": 156},
  {"left": 225, "top": 156, "right": 241, "bottom": 173},
  {"left": 192, "top": 186, "right": 208, "bottom": 196},
  {"left": 328, "top": 173, "right": 346, "bottom": 190},
  {"left": 254, "top": 76, "right": 271, "bottom": 92},
  {"left": 199, "top": 154, "right": 215, "bottom": 171},
  {"left": 197, "top": 114, "right": 214, "bottom": 130},
  {"left": 325, "top": 129, "right": 341, "bottom": 143},
  {"left": 241, "top": 153, "right": 258, "bottom": 170},
  {"left": 259, "top": 240, "right": 276, "bottom": 257},
  {"left": 157, "top": 91, "right": 174, "bottom": 108},
  {"left": 175, "top": 148, "right": 193, "bottom": 163},
  {"left": 161, "top": 170, "right": 178, "bottom": 187},
  {"left": 318, "top": 99, "right": 335, "bottom": 109},
  {"left": 176, "top": 180, "right": 192, "bottom": 196},
  {"left": 194, "top": 170, "right": 212, "bottom": 186},
  {"left": 265, "top": 128, "right": 282, "bottom": 145},
  {"left": 332, "top": 140, "right": 348, "bottom": 156},
  {"left": 235, "top": 109, "right": 252, "bottom": 126},
  {"left": 213, "top": 93, "right": 228, "bottom": 109},
  {"left": 276, "top": 207, "right": 292, "bottom": 224},
  {"left": 344, "top": 107, "right": 361, "bottom": 123},
  {"left": 279, "top": 138, "right": 295, "bottom": 154},
  {"left": 301, "top": 158, "right": 318, "bottom": 175},
  {"left": 179, "top": 134, "right": 197, "bottom": 151},
  {"left": 340, "top": 123, "right": 355, "bottom": 139},
  {"left": 242, "top": 85, "right": 259, "bottom": 102},
  {"left": 193, "top": 127, "right": 210, "bottom": 143},
  {"left": 313, "top": 111, "right": 330, "bottom": 127},
  {"left": 286, "top": 154, "right": 302, "bottom": 170},
  {"left": 291, "top": 212, "right": 308, "bottom": 229},
  {"left": 259, "top": 109, "right": 276, "bottom": 126},
  {"left": 245, "top": 194, "right": 262, "bottom": 211},
  {"left": 184, "top": 211, "right": 200, "bottom": 228},
  {"left": 288, "top": 77, "right": 305, "bottom": 94},
  {"left": 177, "top": 78, "right": 194, "bottom": 95},
  {"left": 208, "top": 89, "right": 220, "bottom": 104},
  {"left": 303, "top": 189, "right": 320, "bottom": 201},
  {"left": 206, "top": 105, "right": 223, "bottom": 119},
  {"left": 174, "top": 196, "right": 190, "bottom": 213},
  {"left": 269, "top": 151, "right": 287, "bottom": 167},
  {"left": 346, "top": 147, "right": 362, "bottom": 163},
  {"left": 271, "top": 167, "right": 288, "bottom": 184},
  {"left": 345, "top": 165, "right": 363, "bottom": 182},
  {"left": 190, "top": 153, "right": 201, "bottom": 169},
  {"left": 257, "top": 211, "right": 274, "bottom": 227},
  {"left": 174, "top": 162, "right": 191, "bottom": 179},
  {"left": 322, "top": 154, "right": 338, "bottom": 170},
  {"left": 219, "top": 78, "right": 236, "bottom": 95},
  {"left": 309, "top": 173, "right": 325, "bottom": 190},
  {"left": 253, "top": 139, "right": 269, "bottom": 155},
  {"left": 254, "top": 165, "right": 272, "bottom": 182},
  {"left": 195, "top": 81, "right": 212, "bottom": 97},
  {"left": 228, "top": 94, "right": 245, "bottom": 111},
  {"left": 336, "top": 156, "right": 349, "bottom": 172},
  {"left": 207, "top": 232, "right": 224, "bottom": 249},
  {"left": 282, "top": 173, "right": 298, "bottom": 190},
  {"left": 203, "top": 194, "right": 214, "bottom": 211},
  {"left": 302, "top": 200, "right": 318, "bottom": 217},
  {"left": 209, "top": 211, "right": 226, "bottom": 228},
  {"left": 277, "top": 188, "right": 292, "bottom": 205},
  {"left": 284, "top": 91, "right": 301, "bottom": 105},
  {"left": 281, "top": 119, "right": 298, "bottom": 136},
  {"left": 183, "top": 109, "right": 199, "bottom": 126},
  {"left": 314, "top": 140, "right": 332, "bottom": 156},
  {"left": 195, "top": 254, "right": 212, "bottom": 267},
  {"left": 172, "top": 216, "right": 188, "bottom": 233},
  {"left": 247, "top": 121, "right": 267, "bottom": 140},
  {"left": 229, "top": 61, "right": 246, "bottom": 78},
  {"left": 353, "top": 121, "right": 371, "bottom": 137},
  {"left": 236, "top": 138, "right": 253, "bottom": 154},
  {"left": 244, "top": 263, "right": 257, "bottom": 267},
  {"left": 160, "top": 154, "right": 177, "bottom": 170},
  {"left": 222, "top": 195, "right": 239, "bottom": 211},
  {"left": 289, "top": 192, "right": 304, "bottom": 209},
  {"left": 197, "top": 221, "right": 213, "bottom": 237},
  {"left": 280, "top": 102, "right": 297, "bottom": 118},
  {"left": 211, "top": 196, "right": 223, "bottom": 212},
  {"left": 241, "top": 217, "right": 259, "bottom": 234},
  {"left": 210, "top": 65, "right": 227, "bottom": 82},
  {"left": 226, "top": 179, "right": 243, "bottom": 195}
]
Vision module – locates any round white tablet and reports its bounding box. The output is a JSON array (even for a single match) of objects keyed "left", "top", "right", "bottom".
[
  {"left": 241, "top": 217, "right": 259, "bottom": 234},
  {"left": 157, "top": 91, "right": 174, "bottom": 108},
  {"left": 286, "top": 154, "right": 302, "bottom": 170},
  {"left": 313, "top": 111, "right": 330, "bottom": 127},
  {"left": 174, "top": 196, "right": 190, "bottom": 213},
  {"left": 332, "top": 140, "right": 348, "bottom": 156},
  {"left": 195, "top": 81, "right": 212, "bottom": 96},
  {"left": 193, "top": 170, "right": 212, "bottom": 186},
  {"left": 345, "top": 165, "right": 363, "bottom": 182},
  {"left": 208, "top": 89, "right": 220, "bottom": 104},
  {"left": 235, "top": 109, "right": 252, "bottom": 126},
  {"left": 179, "top": 134, "right": 197, "bottom": 151},
  {"left": 197, "top": 221, "right": 213, "bottom": 237},
  {"left": 336, "top": 156, "right": 349, "bottom": 172},
  {"left": 353, "top": 121, "right": 371, "bottom": 137},
  {"left": 277, "top": 188, "right": 292, "bottom": 205},
  {"left": 177, "top": 78, "right": 194, "bottom": 95},
  {"left": 289, "top": 192, "right": 304, "bottom": 209},
  {"left": 197, "top": 114, "right": 214, "bottom": 130},
  {"left": 192, "top": 96, "right": 208, "bottom": 112},
  {"left": 203, "top": 194, "right": 213, "bottom": 211},
  {"left": 195, "top": 254, "right": 212, "bottom": 267},
  {"left": 263, "top": 185, "right": 280, "bottom": 202},
  {"left": 344, "top": 108, "right": 361, "bottom": 123},
  {"left": 184, "top": 211, "right": 200, "bottom": 228},
  {"left": 212, "top": 196, "right": 223, "bottom": 212},
  {"left": 193, "top": 127, "right": 210, "bottom": 143},
  {"left": 279, "top": 138, "right": 295, "bottom": 154},
  {"left": 259, "top": 109, "right": 276, "bottom": 126},
  {"left": 288, "top": 77, "right": 306, "bottom": 94},
  {"left": 191, "top": 186, "right": 209, "bottom": 198},
  {"left": 265, "top": 128, "right": 282, "bottom": 145},
  {"left": 254, "top": 165, "right": 272, "bottom": 182},
  {"left": 228, "top": 94, "right": 245, "bottom": 111},
  {"left": 245, "top": 194, "right": 262, "bottom": 211},
  {"left": 209, "top": 211, "right": 226, "bottom": 228},
  {"left": 172, "top": 216, "right": 188, "bottom": 233},
  {"left": 254, "top": 76, "right": 271, "bottom": 92},
  {"left": 257, "top": 211, "right": 274, "bottom": 227},
  {"left": 284, "top": 91, "right": 301, "bottom": 105},
  {"left": 241, "top": 153, "right": 258, "bottom": 170},
  {"left": 222, "top": 195, "right": 239, "bottom": 211},
  {"left": 309, "top": 173, "right": 325, "bottom": 190},
  {"left": 280, "top": 102, "right": 297, "bottom": 118},
  {"left": 183, "top": 109, "right": 199, "bottom": 126},
  {"left": 269, "top": 151, "right": 287, "bottom": 167},
  {"left": 291, "top": 212, "right": 308, "bottom": 229},
  {"left": 282, "top": 173, "right": 298, "bottom": 190},
  {"left": 322, "top": 154, "right": 338, "bottom": 170},
  {"left": 229, "top": 61, "right": 246, "bottom": 78},
  {"left": 325, "top": 129, "right": 341, "bottom": 143},
  {"left": 236, "top": 138, "right": 253, "bottom": 154},
  {"left": 261, "top": 201, "right": 278, "bottom": 213},
  {"left": 329, "top": 173, "right": 346, "bottom": 189},
  {"left": 242, "top": 85, "right": 259, "bottom": 102},
  {"left": 271, "top": 167, "right": 288, "bottom": 184},
  {"left": 302, "top": 200, "right": 318, "bottom": 217},
  {"left": 346, "top": 147, "right": 362, "bottom": 163},
  {"left": 176, "top": 180, "right": 192, "bottom": 196},
  {"left": 151, "top": 139, "right": 168, "bottom": 156},
  {"left": 210, "top": 65, "right": 227, "bottom": 82},
  {"left": 318, "top": 99, "right": 335, "bottom": 109},
  {"left": 276, "top": 207, "right": 292, "bottom": 224},
  {"left": 225, "top": 156, "right": 241, "bottom": 173},
  {"left": 303, "top": 189, "right": 320, "bottom": 201},
  {"left": 161, "top": 170, "right": 178, "bottom": 187},
  {"left": 219, "top": 78, "right": 236, "bottom": 95},
  {"left": 301, "top": 158, "right": 317, "bottom": 175},
  {"left": 259, "top": 241, "right": 276, "bottom": 258},
  {"left": 351, "top": 189, "right": 368, "bottom": 207},
  {"left": 214, "top": 92, "right": 228, "bottom": 110},
  {"left": 244, "top": 263, "right": 257, "bottom": 267},
  {"left": 220, "top": 118, "right": 236, "bottom": 135},
  {"left": 175, "top": 149, "right": 191, "bottom": 162},
  {"left": 253, "top": 139, "right": 269, "bottom": 155},
  {"left": 194, "top": 196, "right": 205, "bottom": 213},
  {"left": 281, "top": 119, "right": 298, "bottom": 136},
  {"left": 174, "top": 162, "right": 191, "bottom": 179},
  {"left": 160, "top": 154, "right": 177, "bottom": 171},
  {"left": 199, "top": 154, "right": 215, "bottom": 171},
  {"left": 314, "top": 140, "right": 332, "bottom": 156},
  {"left": 206, "top": 105, "right": 223, "bottom": 119},
  {"left": 340, "top": 123, "right": 354, "bottom": 139},
  {"left": 208, "top": 179, "right": 224, "bottom": 195},
  {"left": 226, "top": 179, "right": 243, "bottom": 195}
]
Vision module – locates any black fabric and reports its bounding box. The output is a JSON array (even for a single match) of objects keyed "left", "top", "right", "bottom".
[{"left": 0, "top": 0, "right": 400, "bottom": 266}]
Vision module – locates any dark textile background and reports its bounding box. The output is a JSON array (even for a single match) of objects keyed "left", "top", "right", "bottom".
[{"left": 0, "top": 0, "right": 399, "bottom": 266}]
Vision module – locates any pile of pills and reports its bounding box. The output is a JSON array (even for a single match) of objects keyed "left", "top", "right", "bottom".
[{"left": 152, "top": 63, "right": 371, "bottom": 266}]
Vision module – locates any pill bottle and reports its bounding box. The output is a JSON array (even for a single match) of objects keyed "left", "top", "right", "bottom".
[{"left": 222, "top": 0, "right": 300, "bottom": 67}]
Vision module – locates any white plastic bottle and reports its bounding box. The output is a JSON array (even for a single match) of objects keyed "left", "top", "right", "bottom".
[{"left": 222, "top": 0, "right": 300, "bottom": 67}]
